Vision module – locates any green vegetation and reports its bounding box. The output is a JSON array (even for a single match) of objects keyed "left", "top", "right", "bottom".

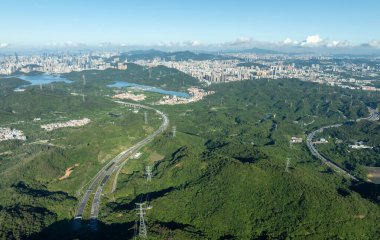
[
  {"left": 0, "top": 82, "right": 161, "bottom": 239},
  {"left": 314, "top": 120, "right": 380, "bottom": 179},
  {"left": 63, "top": 63, "right": 201, "bottom": 93},
  {"left": 0, "top": 77, "right": 29, "bottom": 96},
  {"left": 96, "top": 79, "right": 380, "bottom": 239},
  {"left": 1, "top": 71, "right": 380, "bottom": 239}
]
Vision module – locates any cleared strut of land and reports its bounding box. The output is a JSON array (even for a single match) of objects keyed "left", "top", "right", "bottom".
[{"left": 73, "top": 101, "right": 169, "bottom": 229}]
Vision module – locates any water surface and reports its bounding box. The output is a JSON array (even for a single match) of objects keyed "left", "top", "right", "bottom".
[{"left": 108, "top": 81, "right": 189, "bottom": 98}]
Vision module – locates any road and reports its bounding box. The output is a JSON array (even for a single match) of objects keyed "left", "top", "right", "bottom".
[
  {"left": 73, "top": 101, "right": 169, "bottom": 227},
  {"left": 306, "top": 108, "right": 379, "bottom": 182},
  {"left": 306, "top": 124, "right": 359, "bottom": 181}
]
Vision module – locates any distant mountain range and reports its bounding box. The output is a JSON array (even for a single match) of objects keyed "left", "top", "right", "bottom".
[
  {"left": 222, "top": 48, "right": 286, "bottom": 55},
  {"left": 119, "top": 49, "right": 236, "bottom": 61}
]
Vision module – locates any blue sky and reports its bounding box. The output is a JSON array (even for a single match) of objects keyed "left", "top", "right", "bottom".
[{"left": 1, "top": 0, "right": 380, "bottom": 48}]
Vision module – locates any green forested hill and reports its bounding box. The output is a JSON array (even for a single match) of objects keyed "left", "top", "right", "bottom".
[
  {"left": 63, "top": 63, "right": 201, "bottom": 92},
  {"left": 1, "top": 76, "right": 380, "bottom": 239},
  {"left": 0, "top": 84, "right": 162, "bottom": 239},
  {"left": 87, "top": 79, "right": 379, "bottom": 239}
]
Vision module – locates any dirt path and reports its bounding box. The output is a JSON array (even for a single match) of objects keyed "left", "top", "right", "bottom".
[{"left": 59, "top": 163, "right": 79, "bottom": 180}]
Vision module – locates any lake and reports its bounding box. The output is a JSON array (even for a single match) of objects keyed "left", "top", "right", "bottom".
[
  {"left": 16, "top": 74, "right": 73, "bottom": 86},
  {"left": 0, "top": 74, "right": 73, "bottom": 91},
  {"left": 107, "top": 81, "right": 190, "bottom": 98}
]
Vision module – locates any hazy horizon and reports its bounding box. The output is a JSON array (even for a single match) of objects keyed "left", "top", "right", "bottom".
[{"left": 1, "top": 0, "right": 380, "bottom": 54}]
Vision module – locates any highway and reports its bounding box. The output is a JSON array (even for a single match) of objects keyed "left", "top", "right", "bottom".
[
  {"left": 306, "top": 107, "right": 379, "bottom": 182},
  {"left": 306, "top": 124, "right": 359, "bottom": 181},
  {"left": 73, "top": 101, "right": 169, "bottom": 227}
]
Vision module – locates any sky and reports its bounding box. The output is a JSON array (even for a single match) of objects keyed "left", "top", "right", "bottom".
[{"left": 1, "top": 0, "right": 380, "bottom": 50}]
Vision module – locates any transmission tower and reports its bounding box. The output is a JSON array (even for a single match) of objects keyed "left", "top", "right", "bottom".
[
  {"left": 82, "top": 74, "right": 86, "bottom": 85},
  {"left": 40, "top": 83, "right": 43, "bottom": 90},
  {"left": 285, "top": 158, "right": 290, "bottom": 173},
  {"left": 146, "top": 166, "right": 152, "bottom": 182},
  {"left": 144, "top": 111, "right": 148, "bottom": 124},
  {"left": 148, "top": 68, "right": 152, "bottom": 79},
  {"left": 172, "top": 126, "right": 176, "bottom": 138},
  {"left": 136, "top": 203, "right": 147, "bottom": 238}
]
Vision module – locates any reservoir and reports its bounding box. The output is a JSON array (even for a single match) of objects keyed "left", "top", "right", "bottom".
[
  {"left": 16, "top": 74, "right": 73, "bottom": 86},
  {"left": 0, "top": 74, "right": 73, "bottom": 91},
  {"left": 107, "top": 81, "right": 190, "bottom": 98}
]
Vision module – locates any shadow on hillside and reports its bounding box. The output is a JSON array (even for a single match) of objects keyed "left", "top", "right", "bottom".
[
  {"left": 26, "top": 218, "right": 207, "bottom": 240},
  {"left": 12, "top": 181, "right": 76, "bottom": 201},
  {"left": 350, "top": 182, "right": 380, "bottom": 204},
  {"left": 112, "top": 186, "right": 175, "bottom": 211},
  {"left": 25, "top": 219, "right": 135, "bottom": 240},
  {"left": 149, "top": 220, "right": 206, "bottom": 238}
]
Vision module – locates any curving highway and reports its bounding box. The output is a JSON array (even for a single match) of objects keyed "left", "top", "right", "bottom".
[
  {"left": 73, "top": 101, "right": 169, "bottom": 229},
  {"left": 306, "top": 124, "right": 359, "bottom": 181},
  {"left": 306, "top": 107, "right": 379, "bottom": 182}
]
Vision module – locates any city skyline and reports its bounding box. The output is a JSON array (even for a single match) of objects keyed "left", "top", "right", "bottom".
[{"left": 1, "top": 0, "right": 380, "bottom": 52}]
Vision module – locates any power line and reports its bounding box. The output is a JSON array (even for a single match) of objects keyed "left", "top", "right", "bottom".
[
  {"left": 136, "top": 203, "right": 147, "bottom": 238},
  {"left": 146, "top": 166, "right": 152, "bottom": 182},
  {"left": 133, "top": 219, "right": 138, "bottom": 240},
  {"left": 172, "top": 125, "right": 176, "bottom": 138},
  {"left": 285, "top": 158, "right": 290, "bottom": 173}
]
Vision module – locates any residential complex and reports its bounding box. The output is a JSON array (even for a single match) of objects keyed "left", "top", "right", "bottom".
[
  {"left": 0, "top": 127, "right": 26, "bottom": 141},
  {"left": 41, "top": 118, "right": 91, "bottom": 131}
]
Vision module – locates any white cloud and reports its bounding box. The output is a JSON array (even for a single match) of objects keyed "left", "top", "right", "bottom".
[
  {"left": 300, "top": 35, "right": 324, "bottom": 47},
  {"left": 282, "top": 35, "right": 352, "bottom": 48},
  {"left": 368, "top": 40, "right": 380, "bottom": 48},
  {"left": 327, "top": 40, "right": 340, "bottom": 47},
  {"left": 224, "top": 37, "right": 253, "bottom": 46},
  {"left": 156, "top": 40, "right": 203, "bottom": 48},
  {"left": 282, "top": 38, "right": 298, "bottom": 46},
  {"left": 182, "top": 40, "right": 202, "bottom": 47},
  {"left": 157, "top": 41, "right": 175, "bottom": 47},
  {"left": 190, "top": 40, "right": 201, "bottom": 47},
  {"left": 0, "top": 42, "right": 9, "bottom": 48},
  {"left": 326, "top": 40, "right": 351, "bottom": 48},
  {"left": 306, "top": 35, "right": 323, "bottom": 44},
  {"left": 98, "top": 42, "right": 112, "bottom": 47},
  {"left": 64, "top": 41, "right": 81, "bottom": 47}
]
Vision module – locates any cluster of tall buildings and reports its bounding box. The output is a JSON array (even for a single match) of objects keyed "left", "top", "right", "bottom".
[
  {"left": 135, "top": 54, "right": 380, "bottom": 91},
  {"left": 135, "top": 59, "right": 255, "bottom": 83},
  {"left": 0, "top": 52, "right": 127, "bottom": 75},
  {"left": 1, "top": 51, "right": 379, "bottom": 92}
]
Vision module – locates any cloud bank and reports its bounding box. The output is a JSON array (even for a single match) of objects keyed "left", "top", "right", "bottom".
[{"left": 0, "top": 42, "right": 9, "bottom": 48}]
